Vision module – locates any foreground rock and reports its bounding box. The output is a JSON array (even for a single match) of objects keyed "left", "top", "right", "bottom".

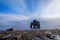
[{"left": 0, "top": 29, "right": 60, "bottom": 40}]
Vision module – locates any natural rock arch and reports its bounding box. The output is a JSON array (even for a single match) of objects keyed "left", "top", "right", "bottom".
[{"left": 30, "top": 20, "right": 40, "bottom": 29}]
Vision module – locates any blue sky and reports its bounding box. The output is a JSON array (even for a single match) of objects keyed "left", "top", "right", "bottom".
[
  {"left": 0, "top": 0, "right": 60, "bottom": 30},
  {"left": 0, "top": 0, "right": 49, "bottom": 15}
]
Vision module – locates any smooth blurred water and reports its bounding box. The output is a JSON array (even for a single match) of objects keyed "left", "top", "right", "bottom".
[{"left": 0, "top": 18, "right": 60, "bottom": 30}]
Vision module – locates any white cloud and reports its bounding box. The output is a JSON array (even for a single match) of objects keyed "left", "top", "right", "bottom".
[
  {"left": 41, "top": 0, "right": 60, "bottom": 18},
  {"left": 0, "top": 14, "right": 30, "bottom": 21},
  {"left": 2, "top": 0, "right": 60, "bottom": 19},
  {"left": 31, "top": 0, "right": 60, "bottom": 19}
]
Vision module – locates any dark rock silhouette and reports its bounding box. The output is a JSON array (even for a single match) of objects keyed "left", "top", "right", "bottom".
[
  {"left": 6, "top": 28, "right": 15, "bottom": 31},
  {"left": 46, "top": 34, "right": 55, "bottom": 39},
  {"left": 30, "top": 20, "right": 40, "bottom": 29}
]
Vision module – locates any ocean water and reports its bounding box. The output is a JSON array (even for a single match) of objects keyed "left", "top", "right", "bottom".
[{"left": 0, "top": 18, "right": 60, "bottom": 30}]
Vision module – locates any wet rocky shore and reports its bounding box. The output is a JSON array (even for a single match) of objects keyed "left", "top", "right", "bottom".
[{"left": 0, "top": 29, "right": 60, "bottom": 40}]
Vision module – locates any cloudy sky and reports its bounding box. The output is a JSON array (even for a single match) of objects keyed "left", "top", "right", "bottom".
[{"left": 0, "top": 0, "right": 60, "bottom": 30}]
